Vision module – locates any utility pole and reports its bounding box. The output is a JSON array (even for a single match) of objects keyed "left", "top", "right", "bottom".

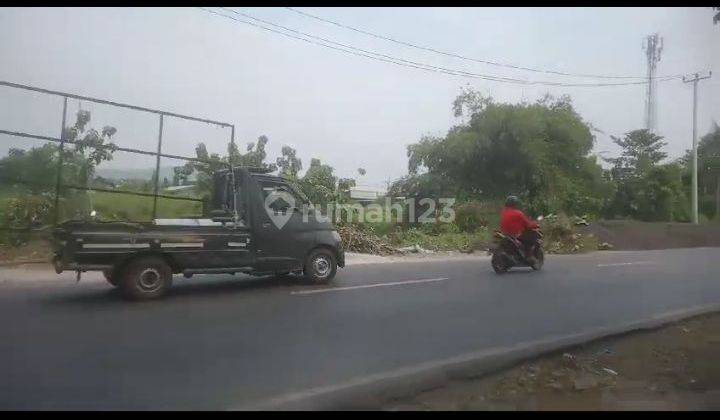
[
  {"left": 682, "top": 71, "right": 712, "bottom": 224},
  {"left": 643, "top": 34, "right": 663, "bottom": 133}
]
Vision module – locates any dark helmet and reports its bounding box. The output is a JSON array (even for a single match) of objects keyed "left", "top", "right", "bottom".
[{"left": 505, "top": 195, "right": 521, "bottom": 208}]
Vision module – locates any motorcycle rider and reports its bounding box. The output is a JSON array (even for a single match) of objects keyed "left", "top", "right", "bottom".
[{"left": 499, "top": 195, "right": 540, "bottom": 267}]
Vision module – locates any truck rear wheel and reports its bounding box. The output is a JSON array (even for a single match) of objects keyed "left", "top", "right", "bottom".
[
  {"left": 303, "top": 248, "right": 337, "bottom": 284},
  {"left": 119, "top": 256, "right": 173, "bottom": 300}
]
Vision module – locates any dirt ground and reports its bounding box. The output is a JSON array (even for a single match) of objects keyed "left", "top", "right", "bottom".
[
  {"left": 384, "top": 312, "right": 720, "bottom": 411},
  {"left": 0, "top": 238, "right": 51, "bottom": 266}
]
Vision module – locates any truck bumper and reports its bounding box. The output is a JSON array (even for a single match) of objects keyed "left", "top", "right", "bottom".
[
  {"left": 337, "top": 247, "right": 345, "bottom": 268},
  {"left": 52, "top": 254, "right": 111, "bottom": 274}
]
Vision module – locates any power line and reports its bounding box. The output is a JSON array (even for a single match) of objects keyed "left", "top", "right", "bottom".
[
  {"left": 217, "top": 7, "right": 678, "bottom": 87},
  {"left": 220, "top": 7, "right": 565, "bottom": 86},
  {"left": 196, "top": 8, "right": 503, "bottom": 83},
  {"left": 285, "top": 7, "right": 682, "bottom": 81},
  {"left": 200, "top": 8, "right": 679, "bottom": 87},
  {"left": 217, "top": 7, "right": 528, "bottom": 85}
]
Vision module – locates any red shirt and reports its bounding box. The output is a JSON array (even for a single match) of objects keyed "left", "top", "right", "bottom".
[{"left": 500, "top": 207, "right": 539, "bottom": 237}]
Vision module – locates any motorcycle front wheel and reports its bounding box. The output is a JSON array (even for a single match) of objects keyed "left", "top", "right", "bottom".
[{"left": 531, "top": 248, "right": 545, "bottom": 270}]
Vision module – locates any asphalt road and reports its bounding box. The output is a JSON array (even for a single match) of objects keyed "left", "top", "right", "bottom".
[{"left": 0, "top": 248, "right": 718, "bottom": 409}]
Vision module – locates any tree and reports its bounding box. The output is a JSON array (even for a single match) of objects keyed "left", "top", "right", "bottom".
[
  {"left": 357, "top": 167, "right": 366, "bottom": 176},
  {"left": 605, "top": 129, "right": 667, "bottom": 181},
  {"left": 175, "top": 136, "right": 278, "bottom": 203},
  {"left": 276, "top": 145, "right": 302, "bottom": 179},
  {"left": 714, "top": 7, "right": 720, "bottom": 25},
  {"left": 336, "top": 177, "right": 356, "bottom": 203},
  {"left": 693, "top": 123, "right": 720, "bottom": 219},
  {"left": 388, "top": 172, "right": 456, "bottom": 201},
  {"left": 172, "top": 164, "right": 193, "bottom": 186},
  {"left": 604, "top": 129, "right": 686, "bottom": 221},
  {"left": 452, "top": 85, "right": 492, "bottom": 120},
  {"left": 0, "top": 144, "right": 63, "bottom": 194},
  {"left": 232, "top": 135, "right": 277, "bottom": 170},
  {"left": 62, "top": 110, "right": 118, "bottom": 188},
  {"left": 0, "top": 110, "right": 117, "bottom": 226},
  {"left": 300, "top": 158, "right": 337, "bottom": 207},
  {"left": 406, "top": 89, "right": 608, "bottom": 216}
]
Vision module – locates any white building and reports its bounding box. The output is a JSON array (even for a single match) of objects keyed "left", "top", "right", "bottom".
[{"left": 348, "top": 186, "right": 385, "bottom": 203}]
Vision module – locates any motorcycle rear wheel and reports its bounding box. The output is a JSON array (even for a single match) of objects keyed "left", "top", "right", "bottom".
[{"left": 491, "top": 253, "right": 509, "bottom": 274}]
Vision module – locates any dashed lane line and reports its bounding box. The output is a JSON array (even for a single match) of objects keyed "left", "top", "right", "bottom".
[{"left": 290, "top": 277, "right": 450, "bottom": 295}]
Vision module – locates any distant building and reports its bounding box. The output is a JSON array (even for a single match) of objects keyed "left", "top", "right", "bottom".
[
  {"left": 164, "top": 185, "right": 195, "bottom": 192},
  {"left": 348, "top": 186, "right": 385, "bottom": 204}
]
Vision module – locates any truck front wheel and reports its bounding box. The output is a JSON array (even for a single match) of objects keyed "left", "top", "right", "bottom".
[
  {"left": 119, "top": 256, "right": 173, "bottom": 300},
  {"left": 304, "top": 248, "right": 337, "bottom": 284}
]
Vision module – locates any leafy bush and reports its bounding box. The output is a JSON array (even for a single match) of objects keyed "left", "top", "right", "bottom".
[
  {"left": 1, "top": 195, "right": 52, "bottom": 246},
  {"left": 454, "top": 201, "right": 489, "bottom": 232},
  {"left": 700, "top": 196, "right": 717, "bottom": 221},
  {"left": 2, "top": 195, "right": 52, "bottom": 228}
]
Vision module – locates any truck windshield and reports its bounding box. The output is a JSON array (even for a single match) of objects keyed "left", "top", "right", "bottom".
[{"left": 261, "top": 182, "right": 308, "bottom": 212}]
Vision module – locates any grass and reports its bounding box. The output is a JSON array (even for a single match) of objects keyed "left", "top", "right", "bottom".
[
  {"left": 387, "top": 226, "right": 493, "bottom": 252},
  {"left": 85, "top": 191, "right": 203, "bottom": 222}
]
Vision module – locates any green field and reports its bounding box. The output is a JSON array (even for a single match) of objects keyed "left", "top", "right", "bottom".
[
  {"left": 90, "top": 191, "right": 203, "bottom": 222},
  {"left": 0, "top": 186, "right": 203, "bottom": 226}
]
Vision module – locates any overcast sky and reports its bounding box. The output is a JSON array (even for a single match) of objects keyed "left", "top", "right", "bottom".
[{"left": 1, "top": 7, "right": 718, "bottom": 189}]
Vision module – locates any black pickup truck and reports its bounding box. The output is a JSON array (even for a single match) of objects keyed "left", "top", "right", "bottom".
[{"left": 51, "top": 167, "right": 344, "bottom": 300}]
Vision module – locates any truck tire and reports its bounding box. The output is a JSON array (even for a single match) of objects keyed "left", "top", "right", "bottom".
[
  {"left": 303, "top": 248, "right": 337, "bottom": 284},
  {"left": 119, "top": 256, "right": 173, "bottom": 300},
  {"left": 102, "top": 269, "right": 119, "bottom": 287}
]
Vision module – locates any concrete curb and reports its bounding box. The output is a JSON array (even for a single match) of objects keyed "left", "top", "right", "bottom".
[{"left": 240, "top": 303, "right": 720, "bottom": 410}]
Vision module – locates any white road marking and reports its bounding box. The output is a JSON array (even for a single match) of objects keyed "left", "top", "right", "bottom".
[
  {"left": 597, "top": 261, "right": 654, "bottom": 267},
  {"left": 81, "top": 243, "right": 150, "bottom": 249},
  {"left": 291, "top": 277, "right": 449, "bottom": 295},
  {"left": 160, "top": 242, "right": 204, "bottom": 248}
]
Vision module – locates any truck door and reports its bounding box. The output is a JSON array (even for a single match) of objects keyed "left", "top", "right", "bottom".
[
  {"left": 253, "top": 181, "right": 316, "bottom": 272},
  {"left": 169, "top": 220, "right": 253, "bottom": 269}
]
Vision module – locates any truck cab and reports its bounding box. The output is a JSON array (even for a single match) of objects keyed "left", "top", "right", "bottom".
[{"left": 52, "top": 167, "right": 344, "bottom": 300}]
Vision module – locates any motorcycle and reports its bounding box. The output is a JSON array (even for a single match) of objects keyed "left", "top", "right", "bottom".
[{"left": 489, "top": 215, "right": 545, "bottom": 274}]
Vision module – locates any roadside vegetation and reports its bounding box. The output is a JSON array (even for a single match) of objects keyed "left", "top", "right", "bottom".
[{"left": 2, "top": 88, "right": 720, "bottom": 260}]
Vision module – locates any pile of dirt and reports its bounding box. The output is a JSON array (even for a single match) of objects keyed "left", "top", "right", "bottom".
[
  {"left": 337, "top": 225, "right": 400, "bottom": 256},
  {"left": 579, "top": 220, "right": 720, "bottom": 251},
  {"left": 539, "top": 214, "right": 599, "bottom": 254}
]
